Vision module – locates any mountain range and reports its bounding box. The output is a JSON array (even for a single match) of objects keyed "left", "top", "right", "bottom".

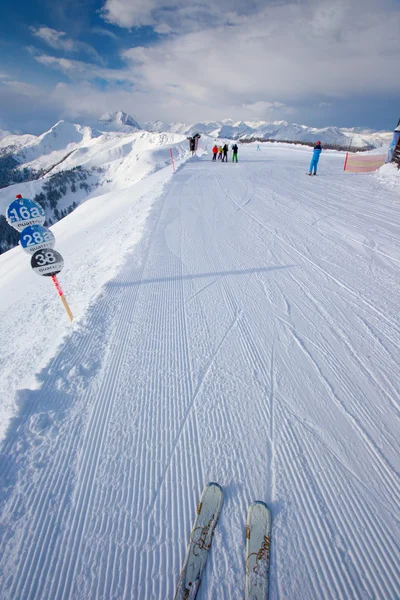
[
  {"left": 1, "top": 111, "right": 393, "bottom": 152},
  {"left": 143, "top": 117, "right": 392, "bottom": 149}
]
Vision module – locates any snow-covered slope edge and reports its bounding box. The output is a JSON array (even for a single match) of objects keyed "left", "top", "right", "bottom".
[
  {"left": 0, "top": 129, "right": 192, "bottom": 254},
  {"left": 0, "top": 138, "right": 202, "bottom": 439}
]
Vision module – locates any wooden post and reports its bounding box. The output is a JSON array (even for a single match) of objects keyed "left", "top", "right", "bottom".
[
  {"left": 51, "top": 275, "right": 73, "bottom": 322},
  {"left": 170, "top": 148, "right": 176, "bottom": 173}
]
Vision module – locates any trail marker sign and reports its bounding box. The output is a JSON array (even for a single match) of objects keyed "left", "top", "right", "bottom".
[
  {"left": 20, "top": 224, "right": 55, "bottom": 255},
  {"left": 6, "top": 197, "right": 45, "bottom": 231},
  {"left": 5, "top": 194, "right": 73, "bottom": 322},
  {"left": 31, "top": 248, "right": 64, "bottom": 277}
]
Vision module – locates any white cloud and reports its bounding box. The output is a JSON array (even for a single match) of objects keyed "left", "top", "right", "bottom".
[
  {"left": 153, "top": 23, "right": 172, "bottom": 35},
  {"left": 91, "top": 27, "right": 119, "bottom": 40},
  {"left": 101, "top": 0, "right": 160, "bottom": 29},
  {"left": 30, "top": 27, "right": 103, "bottom": 63},
  {"left": 1, "top": 80, "right": 42, "bottom": 96},
  {"left": 101, "top": 0, "right": 262, "bottom": 31},
  {"left": 34, "top": 54, "right": 132, "bottom": 82},
  {"left": 242, "top": 101, "right": 291, "bottom": 117},
  {"left": 30, "top": 27, "right": 69, "bottom": 49},
  {"left": 243, "top": 102, "right": 286, "bottom": 112},
  {"left": 20, "top": 0, "right": 400, "bottom": 125},
  {"left": 117, "top": 0, "right": 400, "bottom": 103}
]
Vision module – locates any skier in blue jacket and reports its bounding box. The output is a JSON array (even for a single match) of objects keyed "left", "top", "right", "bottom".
[{"left": 308, "top": 141, "right": 322, "bottom": 175}]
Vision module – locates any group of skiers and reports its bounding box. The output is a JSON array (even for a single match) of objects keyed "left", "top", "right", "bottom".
[
  {"left": 211, "top": 141, "right": 323, "bottom": 173},
  {"left": 212, "top": 144, "right": 239, "bottom": 163}
]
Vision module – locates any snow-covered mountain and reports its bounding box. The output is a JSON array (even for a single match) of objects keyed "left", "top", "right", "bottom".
[
  {"left": 0, "top": 118, "right": 192, "bottom": 255},
  {"left": 14, "top": 121, "right": 102, "bottom": 169},
  {"left": 0, "top": 132, "right": 37, "bottom": 155},
  {"left": 145, "top": 118, "right": 392, "bottom": 148},
  {"left": 98, "top": 110, "right": 142, "bottom": 133},
  {"left": 0, "top": 128, "right": 12, "bottom": 140}
]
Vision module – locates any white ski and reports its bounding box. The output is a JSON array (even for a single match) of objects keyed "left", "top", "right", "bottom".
[
  {"left": 174, "top": 482, "right": 223, "bottom": 600},
  {"left": 245, "top": 501, "right": 272, "bottom": 600}
]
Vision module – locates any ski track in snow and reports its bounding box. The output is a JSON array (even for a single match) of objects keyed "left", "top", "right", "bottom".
[{"left": 0, "top": 145, "right": 400, "bottom": 599}]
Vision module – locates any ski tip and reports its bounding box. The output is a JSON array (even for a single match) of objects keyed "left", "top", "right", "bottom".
[
  {"left": 206, "top": 482, "right": 223, "bottom": 492},
  {"left": 248, "top": 501, "right": 270, "bottom": 513}
]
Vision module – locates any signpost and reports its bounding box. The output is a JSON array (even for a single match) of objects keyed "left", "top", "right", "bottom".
[
  {"left": 386, "top": 118, "right": 400, "bottom": 165},
  {"left": 31, "top": 248, "right": 64, "bottom": 276},
  {"left": 5, "top": 194, "right": 73, "bottom": 322},
  {"left": 51, "top": 274, "right": 73, "bottom": 322},
  {"left": 19, "top": 224, "right": 55, "bottom": 254},
  {"left": 6, "top": 196, "right": 45, "bottom": 231},
  {"left": 170, "top": 148, "right": 176, "bottom": 173}
]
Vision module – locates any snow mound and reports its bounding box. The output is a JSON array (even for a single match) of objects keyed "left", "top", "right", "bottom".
[{"left": 376, "top": 162, "right": 400, "bottom": 188}]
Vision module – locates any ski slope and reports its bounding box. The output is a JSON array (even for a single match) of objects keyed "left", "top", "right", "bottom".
[{"left": 0, "top": 143, "right": 399, "bottom": 599}]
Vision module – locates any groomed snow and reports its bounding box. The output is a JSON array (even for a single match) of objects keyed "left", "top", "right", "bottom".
[
  {"left": 0, "top": 141, "right": 399, "bottom": 599},
  {"left": 0, "top": 138, "right": 194, "bottom": 438}
]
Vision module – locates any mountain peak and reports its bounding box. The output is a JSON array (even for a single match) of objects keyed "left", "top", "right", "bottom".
[{"left": 98, "top": 111, "right": 142, "bottom": 132}]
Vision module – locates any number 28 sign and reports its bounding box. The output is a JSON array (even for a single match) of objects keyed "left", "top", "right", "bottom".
[{"left": 20, "top": 224, "right": 55, "bottom": 255}]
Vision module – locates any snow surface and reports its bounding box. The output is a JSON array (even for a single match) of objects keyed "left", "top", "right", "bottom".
[
  {"left": 0, "top": 135, "right": 194, "bottom": 434},
  {"left": 0, "top": 141, "right": 399, "bottom": 599}
]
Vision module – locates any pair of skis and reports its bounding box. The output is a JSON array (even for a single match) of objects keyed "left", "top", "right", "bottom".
[{"left": 174, "top": 483, "right": 271, "bottom": 599}]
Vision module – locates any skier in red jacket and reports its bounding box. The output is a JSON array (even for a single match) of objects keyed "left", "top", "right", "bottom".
[{"left": 212, "top": 145, "right": 218, "bottom": 161}]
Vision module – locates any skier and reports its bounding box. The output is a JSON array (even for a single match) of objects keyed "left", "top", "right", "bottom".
[
  {"left": 218, "top": 145, "right": 223, "bottom": 160},
  {"left": 256, "top": 144, "right": 261, "bottom": 151},
  {"left": 212, "top": 145, "right": 218, "bottom": 161},
  {"left": 222, "top": 143, "right": 229, "bottom": 162},
  {"left": 232, "top": 143, "right": 238, "bottom": 163},
  {"left": 308, "top": 141, "right": 322, "bottom": 175}
]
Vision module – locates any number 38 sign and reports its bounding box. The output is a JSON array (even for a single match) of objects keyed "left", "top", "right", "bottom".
[{"left": 31, "top": 249, "right": 64, "bottom": 277}]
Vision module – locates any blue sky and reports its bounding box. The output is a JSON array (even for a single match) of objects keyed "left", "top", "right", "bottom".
[{"left": 0, "top": 0, "right": 399, "bottom": 134}]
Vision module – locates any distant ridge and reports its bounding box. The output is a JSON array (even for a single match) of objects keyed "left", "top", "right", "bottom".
[
  {"left": 98, "top": 110, "right": 142, "bottom": 132},
  {"left": 144, "top": 118, "right": 392, "bottom": 149}
]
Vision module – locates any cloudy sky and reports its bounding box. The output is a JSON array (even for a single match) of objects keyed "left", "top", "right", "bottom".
[{"left": 1, "top": 0, "right": 399, "bottom": 133}]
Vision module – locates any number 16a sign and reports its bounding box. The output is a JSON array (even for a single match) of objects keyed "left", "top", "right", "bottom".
[{"left": 6, "top": 196, "right": 45, "bottom": 231}]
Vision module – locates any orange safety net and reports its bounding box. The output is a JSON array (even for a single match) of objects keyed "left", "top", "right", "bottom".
[{"left": 344, "top": 153, "right": 386, "bottom": 173}]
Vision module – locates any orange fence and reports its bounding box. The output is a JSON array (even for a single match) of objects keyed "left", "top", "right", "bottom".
[{"left": 344, "top": 153, "right": 386, "bottom": 173}]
